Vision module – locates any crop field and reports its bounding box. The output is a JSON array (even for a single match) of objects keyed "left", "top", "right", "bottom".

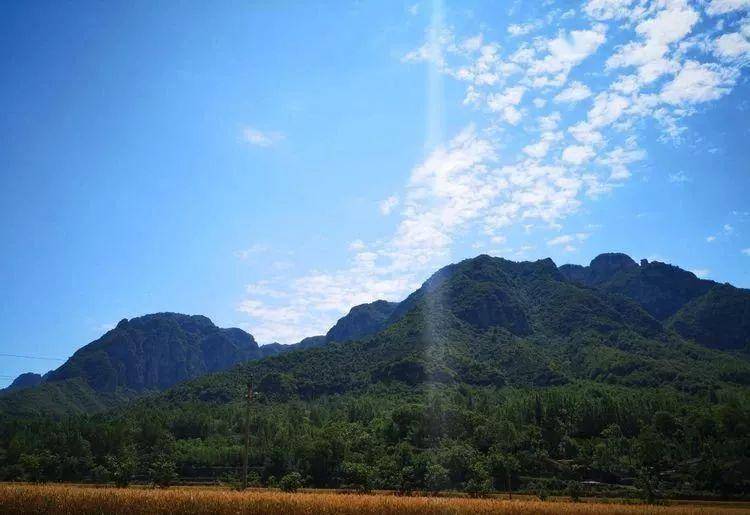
[{"left": 1, "top": 484, "right": 749, "bottom": 515}]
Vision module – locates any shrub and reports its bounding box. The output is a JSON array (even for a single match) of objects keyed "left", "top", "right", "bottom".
[
  {"left": 148, "top": 455, "right": 177, "bottom": 488},
  {"left": 279, "top": 472, "right": 303, "bottom": 493},
  {"left": 106, "top": 454, "right": 136, "bottom": 488},
  {"left": 464, "top": 478, "right": 492, "bottom": 498},
  {"left": 567, "top": 481, "right": 582, "bottom": 502},
  {"left": 90, "top": 464, "right": 109, "bottom": 484},
  {"left": 341, "top": 462, "right": 374, "bottom": 493},
  {"left": 425, "top": 463, "right": 449, "bottom": 495}
]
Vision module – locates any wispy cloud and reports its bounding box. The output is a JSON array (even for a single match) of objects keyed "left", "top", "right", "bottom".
[
  {"left": 691, "top": 268, "right": 711, "bottom": 278},
  {"left": 554, "top": 81, "right": 592, "bottom": 103},
  {"left": 668, "top": 171, "right": 691, "bottom": 183},
  {"left": 242, "top": 127, "right": 284, "bottom": 147},
  {"left": 234, "top": 244, "right": 270, "bottom": 261},
  {"left": 236, "top": 0, "right": 750, "bottom": 343},
  {"left": 705, "top": 223, "right": 736, "bottom": 242},
  {"left": 379, "top": 195, "right": 399, "bottom": 215}
]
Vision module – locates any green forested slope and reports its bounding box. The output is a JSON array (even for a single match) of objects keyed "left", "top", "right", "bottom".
[{"left": 2, "top": 254, "right": 749, "bottom": 497}]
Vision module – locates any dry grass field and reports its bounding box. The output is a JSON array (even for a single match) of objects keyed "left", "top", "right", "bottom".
[{"left": 0, "top": 484, "right": 749, "bottom": 515}]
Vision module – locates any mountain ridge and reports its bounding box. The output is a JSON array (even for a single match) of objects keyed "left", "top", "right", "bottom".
[{"left": 2, "top": 252, "right": 748, "bottom": 417}]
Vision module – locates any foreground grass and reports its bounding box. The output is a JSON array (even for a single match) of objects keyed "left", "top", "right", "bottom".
[{"left": 1, "top": 484, "right": 748, "bottom": 514}]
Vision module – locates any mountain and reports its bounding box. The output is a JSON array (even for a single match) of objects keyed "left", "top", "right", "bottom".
[
  {"left": 0, "top": 313, "right": 287, "bottom": 415},
  {"left": 560, "top": 253, "right": 749, "bottom": 350},
  {"left": 157, "top": 254, "right": 747, "bottom": 406},
  {"left": 667, "top": 283, "right": 750, "bottom": 350},
  {"left": 325, "top": 300, "right": 398, "bottom": 343},
  {"left": 558, "top": 252, "right": 640, "bottom": 287},
  {"left": 0, "top": 302, "right": 398, "bottom": 415},
  {"left": 1, "top": 254, "right": 749, "bottom": 496},
  {"left": 1, "top": 372, "right": 42, "bottom": 393},
  {"left": 42, "top": 313, "right": 273, "bottom": 392}
]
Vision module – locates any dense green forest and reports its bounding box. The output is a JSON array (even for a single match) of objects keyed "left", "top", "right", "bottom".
[
  {"left": 1, "top": 254, "right": 749, "bottom": 499},
  {"left": 2, "top": 382, "right": 749, "bottom": 499}
]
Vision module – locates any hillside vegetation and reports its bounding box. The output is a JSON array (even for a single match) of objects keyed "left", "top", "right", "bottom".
[{"left": 1, "top": 254, "right": 748, "bottom": 499}]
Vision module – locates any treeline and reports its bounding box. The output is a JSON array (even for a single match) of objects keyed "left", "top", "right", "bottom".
[{"left": 1, "top": 382, "right": 748, "bottom": 499}]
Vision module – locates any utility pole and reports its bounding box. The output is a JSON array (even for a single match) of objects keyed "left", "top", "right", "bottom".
[{"left": 242, "top": 382, "right": 253, "bottom": 490}]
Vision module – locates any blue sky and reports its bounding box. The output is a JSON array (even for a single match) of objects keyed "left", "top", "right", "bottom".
[{"left": 1, "top": 0, "right": 750, "bottom": 385}]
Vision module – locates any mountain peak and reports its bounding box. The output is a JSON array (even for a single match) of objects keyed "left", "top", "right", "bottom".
[
  {"left": 2, "top": 372, "right": 43, "bottom": 393},
  {"left": 42, "top": 312, "right": 265, "bottom": 393},
  {"left": 326, "top": 300, "right": 399, "bottom": 343},
  {"left": 559, "top": 252, "right": 636, "bottom": 287}
]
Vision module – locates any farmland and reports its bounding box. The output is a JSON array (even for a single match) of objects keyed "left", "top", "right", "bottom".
[{"left": 1, "top": 484, "right": 748, "bottom": 515}]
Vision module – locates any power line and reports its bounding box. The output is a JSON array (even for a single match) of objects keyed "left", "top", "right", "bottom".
[{"left": 0, "top": 353, "right": 65, "bottom": 361}]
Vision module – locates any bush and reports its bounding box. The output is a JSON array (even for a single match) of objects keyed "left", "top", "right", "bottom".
[
  {"left": 106, "top": 454, "right": 136, "bottom": 488},
  {"left": 341, "top": 462, "right": 374, "bottom": 493},
  {"left": 567, "top": 481, "right": 582, "bottom": 502},
  {"left": 635, "top": 467, "right": 661, "bottom": 504},
  {"left": 148, "top": 455, "right": 177, "bottom": 488},
  {"left": 425, "top": 463, "right": 449, "bottom": 494},
  {"left": 279, "top": 471, "right": 303, "bottom": 493},
  {"left": 90, "top": 464, "right": 109, "bottom": 484},
  {"left": 464, "top": 478, "right": 492, "bottom": 498}
]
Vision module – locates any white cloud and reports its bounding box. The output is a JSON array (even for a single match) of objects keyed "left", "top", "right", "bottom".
[
  {"left": 569, "top": 122, "right": 604, "bottom": 145},
  {"left": 598, "top": 146, "right": 646, "bottom": 180},
  {"left": 606, "top": 1, "right": 699, "bottom": 85},
  {"left": 242, "top": 127, "right": 284, "bottom": 147},
  {"left": 547, "top": 232, "right": 590, "bottom": 250},
  {"left": 523, "top": 139, "right": 551, "bottom": 159},
  {"left": 487, "top": 86, "right": 526, "bottom": 112},
  {"left": 234, "top": 244, "right": 270, "bottom": 260},
  {"left": 661, "top": 60, "right": 736, "bottom": 105},
  {"left": 238, "top": 126, "right": 499, "bottom": 342},
  {"left": 529, "top": 27, "right": 607, "bottom": 84},
  {"left": 242, "top": 3, "right": 750, "bottom": 343},
  {"left": 714, "top": 32, "right": 750, "bottom": 60},
  {"left": 272, "top": 260, "right": 294, "bottom": 271},
  {"left": 508, "top": 23, "right": 537, "bottom": 37},
  {"left": 562, "top": 145, "right": 595, "bottom": 165},
  {"left": 379, "top": 195, "right": 399, "bottom": 215},
  {"left": 691, "top": 268, "right": 711, "bottom": 278},
  {"left": 668, "top": 171, "right": 691, "bottom": 183},
  {"left": 742, "top": 248, "right": 750, "bottom": 256},
  {"left": 587, "top": 92, "right": 630, "bottom": 128},
  {"left": 538, "top": 112, "right": 561, "bottom": 131},
  {"left": 554, "top": 81, "right": 593, "bottom": 103},
  {"left": 503, "top": 106, "right": 524, "bottom": 125},
  {"left": 348, "top": 239, "right": 366, "bottom": 251},
  {"left": 584, "top": 0, "right": 635, "bottom": 20},
  {"left": 706, "top": 0, "right": 750, "bottom": 16}
]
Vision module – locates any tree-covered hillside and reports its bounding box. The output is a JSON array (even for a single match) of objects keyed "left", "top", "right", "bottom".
[{"left": 1, "top": 254, "right": 748, "bottom": 498}]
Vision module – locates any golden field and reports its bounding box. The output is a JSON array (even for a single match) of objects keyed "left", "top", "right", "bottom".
[{"left": 1, "top": 484, "right": 749, "bottom": 515}]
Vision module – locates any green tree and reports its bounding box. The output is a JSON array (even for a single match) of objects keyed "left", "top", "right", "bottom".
[
  {"left": 148, "top": 454, "right": 177, "bottom": 488},
  {"left": 341, "top": 462, "right": 374, "bottom": 493},
  {"left": 425, "top": 463, "right": 449, "bottom": 494},
  {"left": 488, "top": 451, "right": 518, "bottom": 499},
  {"left": 106, "top": 453, "right": 136, "bottom": 488},
  {"left": 279, "top": 471, "right": 303, "bottom": 492}
]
